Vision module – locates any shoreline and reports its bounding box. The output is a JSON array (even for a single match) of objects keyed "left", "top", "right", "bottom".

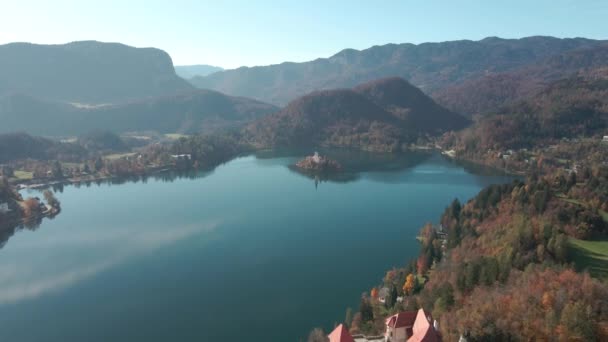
[{"left": 12, "top": 147, "right": 525, "bottom": 191}]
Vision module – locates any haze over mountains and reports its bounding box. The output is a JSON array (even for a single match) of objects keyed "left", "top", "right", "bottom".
[
  {"left": 2, "top": 36, "right": 607, "bottom": 140},
  {"left": 175, "top": 65, "right": 224, "bottom": 79},
  {"left": 0, "top": 41, "right": 193, "bottom": 104},
  {"left": 0, "top": 90, "right": 278, "bottom": 136},
  {"left": 0, "top": 41, "right": 276, "bottom": 136},
  {"left": 189, "top": 36, "right": 608, "bottom": 108}
]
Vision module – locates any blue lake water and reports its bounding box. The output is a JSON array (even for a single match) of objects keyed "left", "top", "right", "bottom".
[{"left": 0, "top": 151, "right": 515, "bottom": 341}]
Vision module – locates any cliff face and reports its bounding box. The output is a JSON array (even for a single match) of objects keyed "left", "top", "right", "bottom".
[{"left": 0, "top": 41, "right": 193, "bottom": 103}]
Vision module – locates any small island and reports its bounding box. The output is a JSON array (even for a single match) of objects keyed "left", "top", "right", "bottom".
[{"left": 296, "top": 152, "right": 342, "bottom": 172}]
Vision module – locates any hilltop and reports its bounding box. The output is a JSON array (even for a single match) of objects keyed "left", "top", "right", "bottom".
[{"left": 244, "top": 77, "right": 467, "bottom": 152}]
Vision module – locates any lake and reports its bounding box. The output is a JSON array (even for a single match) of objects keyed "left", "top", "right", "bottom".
[{"left": 0, "top": 150, "right": 515, "bottom": 341}]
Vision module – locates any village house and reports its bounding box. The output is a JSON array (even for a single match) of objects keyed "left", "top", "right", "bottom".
[
  {"left": 171, "top": 154, "right": 192, "bottom": 160},
  {"left": 385, "top": 309, "right": 440, "bottom": 342},
  {"left": 602, "top": 136, "right": 608, "bottom": 144},
  {"left": 328, "top": 324, "right": 355, "bottom": 342}
]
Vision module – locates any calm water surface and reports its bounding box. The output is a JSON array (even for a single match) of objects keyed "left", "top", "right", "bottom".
[{"left": 0, "top": 151, "right": 515, "bottom": 341}]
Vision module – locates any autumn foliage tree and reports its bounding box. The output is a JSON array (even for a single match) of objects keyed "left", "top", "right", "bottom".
[
  {"left": 403, "top": 274, "right": 415, "bottom": 295},
  {"left": 370, "top": 287, "right": 378, "bottom": 299}
]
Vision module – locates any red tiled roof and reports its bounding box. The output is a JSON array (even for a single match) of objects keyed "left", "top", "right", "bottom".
[
  {"left": 408, "top": 309, "right": 440, "bottom": 342},
  {"left": 328, "top": 323, "right": 355, "bottom": 342},
  {"left": 386, "top": 311, "right": 417, "bottom": 329}
]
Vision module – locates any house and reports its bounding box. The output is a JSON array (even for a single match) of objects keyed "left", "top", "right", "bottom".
[
  {"left": 171, "top": 154, "right": 192, "bottom": 160},
  {"left": 409, "top": 309, "right": 440, "bottom": 342},
  {"left": 602, "top": 136, "right": 608, "bottom": 144},
  {"left": 329, "top": 323, "right": 355, "bottom": 342},
  {"left": 385, "top": 311, "right": 417, "bottom": 342},
  {"left": 385, "top": 309, "right": 440, "bottom": 342}
]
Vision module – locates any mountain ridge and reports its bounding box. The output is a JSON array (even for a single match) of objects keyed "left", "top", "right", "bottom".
[{"left": 190, "top": 36, "right": 607, "bottom": 106}]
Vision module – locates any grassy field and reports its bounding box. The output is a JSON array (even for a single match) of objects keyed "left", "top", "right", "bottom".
[
  {"left": 104, "top": 152, "right": 136, "bottom": 160},
  {"left": 568, "top": 237, "right": 608, "bottom": 279},
  {"left": 600, "top": 209, "right": 608, "bottom": 223},
  {"left": 13, "top": 170, "right": 33, "bottom": 180},
  {"left": 164, "top": 133, "right": 189, "bottom": 140}
]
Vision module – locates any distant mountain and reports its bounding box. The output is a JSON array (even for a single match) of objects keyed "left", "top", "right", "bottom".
[
  {"left": 0, "top": 90, "right": 278, "bottom": 136},
  {"left": 434, "top": 45, "right": 608, "bottom": 116},
  {"left": 175, "top": 65, "right": 224, "bottom": 78},
  {"left": 0, "top": 41, "right": 193, "bottom": 104},
  {"left": 244, "top": 77, "right": 468, "bottom": 152},
  {"left": 0, "top": 132, "right": 86, "bottom": 163},
  {"left": 457, "top": 70, "right": 608, "bottom": 150},
  {"left": 190, "top": 36, "right": 607, "bottom": 106}
]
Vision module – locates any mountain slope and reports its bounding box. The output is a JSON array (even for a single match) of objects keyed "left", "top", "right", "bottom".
[
  {"left": 454, "top": 69, "right": 608, "bottom": 152},
  {"left": 434, "top": 44, "right": 608, "bottom": 116},
  {"left": 0, "top": 90, "right": 278, "bottom": 136},
  {"left": 244, "top": 77, "right": 468, "bottom": 151},
  {"left": 0, "top": 41, "right": 193, "bottom": 103},
  {"left": 190, "top": 36, "right": 606, "bottom": 105}
]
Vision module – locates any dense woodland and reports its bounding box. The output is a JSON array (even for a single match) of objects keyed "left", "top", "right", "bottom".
[{"left": 343, "top": 167, "right": 608, "bottom": 341}]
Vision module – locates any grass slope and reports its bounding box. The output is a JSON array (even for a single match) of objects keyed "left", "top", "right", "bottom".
[{"left": 569, "top": 237, "right": 608, "bottom": 278}]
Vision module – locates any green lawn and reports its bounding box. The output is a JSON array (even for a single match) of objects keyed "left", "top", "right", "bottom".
[
  {"left": 599, "top": 209, "right": 608, "bottom": 223},
  {"left": 13, "top": 170, "right": 33, "bottom": 180},
  {"left": 568, "top": 237, "right": 608, "bottom": 279}
]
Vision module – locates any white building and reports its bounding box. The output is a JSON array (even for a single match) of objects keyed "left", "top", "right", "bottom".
[{"left": 0, "top": 202, "right": 10, "bottom": 214}]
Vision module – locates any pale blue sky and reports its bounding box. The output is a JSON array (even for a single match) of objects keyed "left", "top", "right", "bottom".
[{"left": 0, "top": 0, "right": 606, "bottom": 68}]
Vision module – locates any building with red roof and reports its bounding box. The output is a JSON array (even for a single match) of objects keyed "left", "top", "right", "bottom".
[
  {"left": 328, "top": 323, "right": 355, "bottom": 342},
  {"left": 384, "top": 309, "right": 440, "bottom": 342}
]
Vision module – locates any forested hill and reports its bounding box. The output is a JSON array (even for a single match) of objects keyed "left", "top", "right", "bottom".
[
  {"left": 349, "top": 168, "right": 608, "bottom": 341},
  {"left": 0, "top": 41, "right": 193, "bottom": 104},
  {"left": 244, "top": 77, "right": 468, "bottom": 152},
  {"left": 0, "top": 132, "right": 87, "bottom": 164},
  {"left": 189, "top": 36, "right": 606, "bottom": 106},
  {"left": 434, "top": 44, "right": 608, "bottom": 116},
  {"left": 451, "top": 69, "right": 608, "bottom": 152}
]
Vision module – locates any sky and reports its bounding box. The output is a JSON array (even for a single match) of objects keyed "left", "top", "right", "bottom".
[{"left": 0, "top": 0, "right": 606, "bottom": 69}]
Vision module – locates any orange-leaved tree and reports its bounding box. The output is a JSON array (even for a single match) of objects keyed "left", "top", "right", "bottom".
[{"left": 403, "top": 274, "right": 415, "bottom": 295}]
